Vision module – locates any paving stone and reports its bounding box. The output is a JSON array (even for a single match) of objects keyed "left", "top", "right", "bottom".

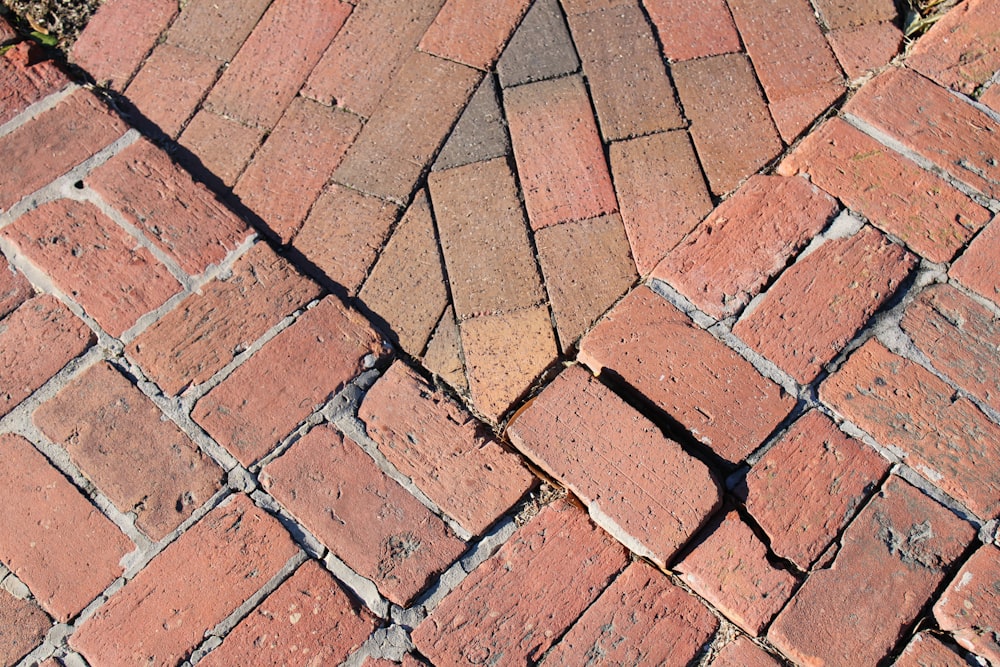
[
  {"left": 411, "top": 498, "right": 628, "bottom": 665},
  {"left": 778, "top": 118, "right": 989, "bottom": 263},
  {"left": 505, "top": 75, "right": 618, "bottom": 229},
  {"left": 70, "top": 494, "right": 298, "bottom": 665},
  {"left": 333, "top": 51, "right": 480, "bottom": 204},
  {"left": 433, "top": 75, "right": 510, "bottom": 171},
  {"left": 418, "top": 0, "right": 532, "bottom": 69},
  {"left": 711, "top": 636, "right": 783, "bottom": 666},
  {"left": 233, "top": 98, "right": 361, "bottom": 243},
  {"left": 2, "top": 199, "right": 182, "bottom": 337},
  {"left": 508, "top": 364, "right": 721, "bottom": 565},
  {"left": 826, "top": 22, "right": 905, "bottom": 81},
  {"left": 768, "top": 475, "right": 975, "bottom": 667},
  {"left": 906, "top": 0, "right": 1000, "bottom": 94},
  {"left": 0, "top": 433, "right": 131, "bottom": 622},
  {"left": 934, "top": 543, "right": 1000, "bottom": 664},
  {"left": 893, "top": 632, "right": 971, "bottom": 667},
  {"left": 0, "top": 588, "right": 50, "bottom": 666},
  {"left": 198, "top": 559, "right": 375, "bottom": 666},
  {"left": 811, "top": 0, "right": 897, "bottom": 29},
  {"left": 534, "top": 213, "right": 637, "bottom": 349},
  {"left": 672, "top": 54, "right": 783, "bottom": 195},
  {"left": 0, "top": 253, "right": 33, "bottom": 319},
  {"left": 821, "top": 339, "right": 1000, "bottom": 519},
  {"left": 262, "top": 424, "right": 466, "bottom": 606},
  {"left": 34, "top": 362, "right": 225, "bottom": 541},
  {"left": 951, "top": 216, "right": 1000, "bottom": 308},
  {"left": 744, "top": 410, "right": 890, "bottom": 570},
  {"left": 0, "top": 295, "right": 93, "bottom": 418},
  {"left": 422, "top": 305, "right": 469, "bottom": 392},
  {"left": 541, "top": 562, "right": 718, "bottom": 665},
  {"left": 981, "top": 83, "right": 1000, "bottom": 114},
  {"left": 0, "top": 89, "right": 126, "bottom": 211},
  {"left": 165, "top": 0, "right": 273, "bottom": 62},
  {"left": 0, "top": 41, "right": 71, "bottom": 126},
  {"left": 579, "top": 286, "right": 794, "bottom": 464},
  {"left": 87, "top": 138, "right": 251, "bottom": 275},
  {"left": 567, "top": 2, "right": 684, "bottom": 141},
  {"left": 177, "top": 109, "right": 264, "bottom": 187},
  {"left": 644, "top": 0, "right": 741, "bottom": 61},
  {"left": 609, "top": 130, "right": 713, "bottom": 275},
  {"left": 768, "top": 82, "right": 846, "bottom": 145},
  {"left": 496, "top": 0, "right": 578, "bottom": 87},
  {"left": 360, "top": 361, "right": 536, "bottom": 536},
  {"left": 204, "top": 0, "right": 351, "bottom": 129},
  {"left": 654, "top": 174, "right": 837, "bottom": 320}
]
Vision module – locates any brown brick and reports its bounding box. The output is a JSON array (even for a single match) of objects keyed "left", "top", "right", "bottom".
[
  {"left": 579, "top": 286, "right": 794, "bottom": 464},
  {"left": 644, "top": 0, "right": 741, "bottom": 61},
  {"left": 262, "top": 425, "right": 466, "bottom": 606},
  {"left": 165, "top": 0, "right": 272, "bottom": 62},
  {"left": 433, "top": 74, "right": 510, "bottom": 171},
  {"left": 951, "top": 216, "right": 1000, "bottom": 308},
  {"left": 70, "top": 494, "right": 298, "bottom": 664},
  {"left": 34, "top": 362, "right": 224, "bottom": 541},
  {"left": 411, "top": 499, "right": 628, "bottom": 665},
  {"left": 495, "top": 0, "right": 579, "bottom": 88},
  {"left": 821, "top": 339, "right": 1000, "bottom": 519},
  {"left": 422, "top": 305, "right": 468, "bottom": 392},
  {"left": 0, "top": 41, "right": 71, "bottom": 126},
  {"left": 744, "top": 410, "right": 889, "bottom": 570},
  {"left": 906, "top": 0, "right": 1000, "bottom": 94},
  {"left": 812, "top": 0, "right": 897, "bottom": 29},
  {"left": 193, "top": 297, "right": 387, "bottom": 466},
  {"left": 233, "top": 98, "right": 361, "bottom": 243},
  {"left": 359, "top": 361, "right": 535, "bottom": 536},
  {"left": 893, "top": 632, "right": 971, "bottom": 667},
  {"left": 418, "top": 0, "right": 531, "bottom": 69},
  {"left": 0, "top": 433, "right": 131, "bottom": 622},
  {"left": 777, "top": 118, "right": 989, "bottom": 263},
  {"left": 827, "top": 22, "right": 904, "bottom": 81},
  {"left": 0, "top": 253, "right": 33, "bottom": 319},
  {"left": 733, "top": 226, "right": 916, "bottom": 384},
  {"left": 934, "top": 543, "right": 1000, "bottom": 664},
  {"left": 0, "top": 588, "right": 50, "bottom": 665},
  {"left": 712, "top": 637, "right": 783, "bottom": 667},
  {"left": 542, "top": 562, "right": 718, "bottom": 665},
  {"left": 2, "top": 199, "right": 182, "bottom": 337},
  {"left": 177, "top": 109, "right": 265, "bottom": 187},
  {"left": 768, "top": 475, "right": 975, "bottom": 667},
  {"left": 654, "top": 174, "right": 837, "bottom": 319}
]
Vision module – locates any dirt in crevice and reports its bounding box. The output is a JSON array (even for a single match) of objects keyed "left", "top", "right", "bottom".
[{"left": 1, "top": 0, "right": 103, "bottom": 48}]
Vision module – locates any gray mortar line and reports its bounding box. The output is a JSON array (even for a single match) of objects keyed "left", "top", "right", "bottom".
[{"left": 0, "top": 83, "right": 78, "bottom": 139}]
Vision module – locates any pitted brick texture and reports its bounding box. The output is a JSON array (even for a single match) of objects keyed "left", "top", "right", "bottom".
[{"left": 0, "top": 41, "right": 71, "bottom": 125}]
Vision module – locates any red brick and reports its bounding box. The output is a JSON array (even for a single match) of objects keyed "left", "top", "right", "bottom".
[
  {"left": 542, "top": 562, "right": 718, "bottom": 665},
  {"left": 233, "top": 98, "right": 361, "bottom": 243},
  {"left": 812, "top": 0, "right": 897, "bottom": 29},
  {"left": 70, "top": 494, "right": 297, "bottom": 664},
  {"left": 193, "top": 297, "right": 386, "bottom": 466},
  {"left": 123, "top": 43, "right": 221, "bottom": 137},
  {"left": 711, "top": 637, "right": 783, "bottom": 666},
  {"left": 0, "top": 89, "right": 126, "bottom": 211},
  {"left": 579, "top": 286, "right": 794, "bottom": 463},
  {"left": 934, "top": 543, "right": 1000, "bottom": 663},
  {"left": 733, "top": 226, "right": 916, "bottom": 384},
  {"left": 198, "top": 560, "right": 374, "bottom": 667},
  {"left": 165, "top": 0, "right": 272, "bottom": 62},
  {"left": 33, "top": 362, "right": 224, "bottom": 541},
  {"left": 845, "top": 67, "right": 1000, "bottom": 199},
  {"left": 821, "top": 339, "right": 1000, "bottom": 519},
  {"left": 0, "top": 433, "right": 131, "bottom": 622},
  {"left": 672, "top": 54, "right": 783, "bottom": 195},
  {"left": 768, "top": 475, "right": 975, "bottom": 667},
  {"left": 411, "top": 499, "right": 627, "bottom": 665},
  {"left": 418, "top": 0, "right": 531, "bottom": 69},
  {"left": 907, "top": 0, "right": 1000, "bottom": 94},
  {"left": 177, "top": 109, "right": 264, "bottom": 187},
  {"left": 505, "top": 75, "right": 618, "bottom": 230},
  {"left": 0, "top": 295, "right": 94, "bottom": 418},
  {"left": 508, "top": 365, "right": 721, "bottom": 565},
  {"left": 566, "top": 2, "right": 683, "bottom": 142},
  {"left": 0, "top": 41, "right": 71, "bottom": 125},
  {"left": 769, "top": 82, "right": 846, "bottom": 144},
  {"left": 204, "top": 0, "right": 351, "bottom": 129},
  {"left": 262, "top": 425, "right": 465, "bottom": 606},
  {"left": 87, "top": 138, "right": 251, "bottom": 274},
  {"left": 654, "top": 174, "right": 837, "bottom": 319},
  {"left": 423, "top": 305, "right": 468, "bottom": 392},
  {"left": 70, "top": 0, "right": 177, "bottom": 90},
  {"left": 827, "top": 22, "right": 904, "bottom": 81},
  {"left": 0, "top": 588, "right": 50, "bottom": 665},
  {"left": 744, "top": 410, "right": 889, "bottom": 570},
  {"left": 2, "top": 199, "right": 182, "bottom": 337},
  {"left": 0, "top": 253, "right": 33, "bottom": 319},
  {"left": 333, "top": 51, "right": 480, "bottom": 203},
  {"left": 893, "top": 632, "right": 971, "bottom": 667},
  {"left": 981, "top": 83, "right": 1000, "bottom": 114},
  {"left": 951, "top": 216, "right": 1000, "bottom": 307},
  {"left": 360, "top": 361, "right": 535, "bottom": 536},
  {"left": 778, "top": 118, "right": 989, "bottom": 263},
  {"left": 644, "top": 0, "right": 741, "bottom": 61}
]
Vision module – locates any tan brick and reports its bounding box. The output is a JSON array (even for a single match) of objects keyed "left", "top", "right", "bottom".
[
  {"left": 934, "top": 543, "right": 1000, "bottom": 664},
  {"left": 0, "top": 589, "right": 50, "bottom": 666},
  {"left": 177, "top": 110, "right": 264, "bottom": 187},
  {"left": 422, "top": 305, "right": 468, "bottom": 392},
  {"left": 827, "top": 22, "right": 904, "bottom": 81},
  {"left": 0, "top": 41, "right": 71, "bottom": 126},
  {"left": 418, "top": 0, "right": 531, "bottom": 69},
  {"left": 123, "top": 43, "right": 221, "bottom": 137},
  {"left": 951, "top": 216, "right": 1000, "bottom": 308},
  {"left": 644, "top": 0, "right": 741, "bottom": 61},
  {"left": 165, "top": 0, "right": 272, "bottom": 62},
  {"left": 906, "top": 0, "right": 1000, "bottom": 94}
]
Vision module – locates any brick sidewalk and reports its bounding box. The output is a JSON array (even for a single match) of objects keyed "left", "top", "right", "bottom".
[{"left": 1, "top": 0, "right": 999, "bottom": 664}]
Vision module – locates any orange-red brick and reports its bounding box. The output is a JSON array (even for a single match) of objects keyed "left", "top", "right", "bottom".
[
  {"left": 906, "top": 0, "right": 1000, "bottom": 94},
  {"left": 951, "top": 216, "right": 1000, "bottom": 308},
  {"left": 644, "top": 0, "right": 740, "bottom": 61},
  {"left": 826, "top": 22, "right": 904, "bottom": 81},
  {"left": 0, "top": 41, "right": 71, "bottom": 125},
  {"left": 933, "top": 543, "right": 1000, "bottom": 664}
]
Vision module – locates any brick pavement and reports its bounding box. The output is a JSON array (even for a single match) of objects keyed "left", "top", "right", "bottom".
[{"left": 1, "top": 0, "right": 1000, "bottom": 664}]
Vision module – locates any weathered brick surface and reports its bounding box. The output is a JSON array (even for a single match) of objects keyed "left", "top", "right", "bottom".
[
  {"left": 826, "top": 22, "right": 904, "bottom": 81},
  {"left": 0, "top": 41, "right": 71, "bottom": 126},
  {"left": 262, "top": 425, "right": 466, "bottom": 606},
  {"left": 981, "top": 83, "right": 1000, "bottom": 114},
  {"left": 893, "top": 632, "right": 971, "bottom": 667},
  {"left": 2, "top": 199, "right": 182, "bottom": 337},
  {"left": 579, "top": 286, "right": 794, "bottom": 464},
  {"left": 165, "top": 0, "right": 273, "bottom": 62},
  {"left": 411, "top": 499, "right": 628, "bottom": 665},
  {"left": 822, "top": 339, "right": 1000, "bottom": 519},
  {"left": 177, "top": 109, "right": 264, "bottom": 187},
  {"left": 712, "top": 637, "right": 783, "bottom": 666},
  {"left": 811, "top": 0, "right": 897, "bottom": 29},
  {"left": 360, "top": 361, "right": 535, "bottom": 536},
  {"left": 198, "top": 560, "right": 374, "bottom": 666},
  {"left": 418, "top": 0, "right": 532, "bottom": 69},
  {"left": 644, "top": 0, "right": 741, "bottom": 61},
  {"left": 541, "top": 562, "right": 718, "bottom": 665},
  {"left": 0, "top": 588, "right": 50, "bottom": 665},
  {"left": 0, "top": 254, "right": 33, "bottom": 319},
  {"left": 733, "top": 226, "right": 916, "bottom": 384},
  {"left": 496, "top": 0, "right": 578, "bottom": 88},
  {"left": 433, "top": 75, "right": 510, "bottom": 171},
  {"left": 907, "top": 0, "right": 1000, "bottom": 94},
  {"left": 508, "top": 365, "right": 721, "bottom": 566},
  {"left": 778, "top": 118, "right": 989, "bottom": 263},
  {"left": 934, "top": 543, "right": 1000, "bottom": 664},
  {"left": 193, "top": 297, "right": 387, "bottom": 466},
  {"left": 423, "top": 305, "right": 468, "bottom": 391},
  {"left": 655, "top": 174, "right": 837, "bottom": 319},
  {"left": 0, "top": 433, "right": 131, "bottom": 622},
  {"left": 233, "top": 98, "right": 361, "bottom": 243},
  {"left": 567, "top": 2, "right": 684, "bottom": 142},
  {"left": 70, "top": 494, "right": 298, "bottom": 664},
  {"left": 744, "top": 410, "right": 889, "bottom": 570},
  {"left": 672, "top": 54, "right": 783, "bottom": 195},
  {"left": 768, "top": 475, "right": 975, "bottom": 667},
  {"left": 505, "top": 75, "right": 618, "bottom": 230},
  {"left": 951, "top": 216, "right": 1000, "bottom": 308},
  {"left": 34, "top": 362, "right": 224, "bottom": 541}
]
